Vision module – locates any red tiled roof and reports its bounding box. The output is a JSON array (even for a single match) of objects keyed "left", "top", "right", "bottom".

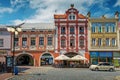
[
  {"left": 54, "top": 14, "right": 66, "bottom": 19},
  {"left": 78, "top": 14, "right": 86, "bottom": 18}
]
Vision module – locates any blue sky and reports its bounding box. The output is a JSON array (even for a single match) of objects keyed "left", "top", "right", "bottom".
[{"left": 0, "top": 0, "right": 120, "bottom": 25}]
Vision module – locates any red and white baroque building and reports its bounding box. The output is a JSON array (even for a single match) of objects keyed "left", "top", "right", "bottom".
[{"left": 54, "top": 5, "right": 89, "bottom": 59}]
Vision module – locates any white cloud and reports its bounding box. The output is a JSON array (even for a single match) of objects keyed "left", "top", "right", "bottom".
[
  {"left": 0, "top": 7, "right": 13, "bottom": 13},
  {"left": 10, "top": 0, "right": 28, "bottom": 7},
  {"left": 12, "top": 0, "right": 113, "bottom": 25},
  {"left": 10, "top": 0, "right": 29, "bottom": 10},
  {"left": 114, "top": 0, "right": 120, "bottom": 7},
  {"left": 22, "top": 0, "right": 96, "bottom": 24}
]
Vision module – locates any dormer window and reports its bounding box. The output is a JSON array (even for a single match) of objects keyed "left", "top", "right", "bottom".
[{"left": 69, "top": 13, "right": 76, "bottom": 20}]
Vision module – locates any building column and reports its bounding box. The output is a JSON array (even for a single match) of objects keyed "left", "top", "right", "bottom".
[
  {"left": 36, "top": 34, "right": 39, "bottom": 50},
  {"left": 58, "top": 26, "right": 60, "bottom": 52},
  {"left": 76, "top": 23, "right": 78, "bottom": 52}
]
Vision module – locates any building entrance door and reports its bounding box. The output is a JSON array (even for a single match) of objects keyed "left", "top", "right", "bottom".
[
  {"left": 16, "top": 54, "right": 33, "bottom": 66},
  {"left": 41, "top": 53, "right": 53, "bottom": 66}
]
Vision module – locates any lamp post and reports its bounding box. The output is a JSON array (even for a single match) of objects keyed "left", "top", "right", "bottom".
[{"left": 7, "top": 26, "right": 22, "bottom": 74}]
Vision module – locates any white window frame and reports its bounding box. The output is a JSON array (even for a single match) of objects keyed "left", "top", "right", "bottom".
[{"left": 68, "top": 13, "right": 76, "bottom": 20}]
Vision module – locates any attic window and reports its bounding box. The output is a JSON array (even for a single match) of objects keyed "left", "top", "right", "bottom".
[{"left": 69, "top": 13, "right": 76, "bottom": 20}]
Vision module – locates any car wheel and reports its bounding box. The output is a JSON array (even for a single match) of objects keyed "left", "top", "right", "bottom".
[
  {"left": 109, "top": 68, "right": 114, "bottom": 72},
  {"left": 95, "top": 68, "right": 99, "bottom": 71}
]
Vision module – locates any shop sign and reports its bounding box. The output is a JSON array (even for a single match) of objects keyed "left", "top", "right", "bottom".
[{"left": 90, "top": 52, "right": 99, "bottom": 57}]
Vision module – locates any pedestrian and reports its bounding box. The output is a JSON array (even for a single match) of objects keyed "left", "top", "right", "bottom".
[
  {"left": 1, "top": 62, "right": 4, "bottom": 72},
  {"left": 0, "top": 62, "right": 2, "bottom": 72},
  {"left": 2, "top": 62, "right": 6, "bottom": 72}
]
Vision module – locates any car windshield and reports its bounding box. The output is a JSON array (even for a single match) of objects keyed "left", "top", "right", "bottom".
[{"left": 97, "top": 62, "right": 113, "bottom": 66}]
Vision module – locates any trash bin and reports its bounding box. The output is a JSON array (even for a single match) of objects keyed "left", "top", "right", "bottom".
[{"left": 14, "top": 67, "right": 18, "bottom": 75}]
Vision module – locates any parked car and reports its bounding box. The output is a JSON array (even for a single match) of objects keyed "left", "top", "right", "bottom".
[{"left": 89, "top": 62, "right": 115, "bottom": 72}]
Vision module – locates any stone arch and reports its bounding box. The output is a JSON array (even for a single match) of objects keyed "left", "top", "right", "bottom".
[
  {"left": 40, "top": 52, "right": 54, "bottom": 66},
  {"left": 15, "top": 52, "right": 34, "bottom": 66}
]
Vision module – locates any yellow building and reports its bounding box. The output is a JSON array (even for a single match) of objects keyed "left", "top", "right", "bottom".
[{"left": 87, "top": 11, "right": 119, "bottom": 66}]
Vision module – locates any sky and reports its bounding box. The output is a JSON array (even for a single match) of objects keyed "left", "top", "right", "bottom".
[{"left": 0, "top": 0, "right": 120, "bottom": 25}]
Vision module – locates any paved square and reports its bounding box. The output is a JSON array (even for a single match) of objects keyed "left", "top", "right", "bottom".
[{"left": 8, "top": 67, "right": 120, "bottom": 80}]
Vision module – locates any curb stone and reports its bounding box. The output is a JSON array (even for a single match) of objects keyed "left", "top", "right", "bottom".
[{"left": 114, "top": 76, "right": 120, "bottom": 80}]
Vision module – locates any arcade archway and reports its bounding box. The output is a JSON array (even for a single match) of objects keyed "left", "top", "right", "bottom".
[
  {"left": 40, "top": 53, "right": 53, "bottom": 66},
  {"left": 16, "top": 54, "right": 34, "bottom": 66}
]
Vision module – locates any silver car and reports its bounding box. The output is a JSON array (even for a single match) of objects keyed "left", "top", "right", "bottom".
[{"left": 89, "top": 62, "right": 115, "bottom": 72}]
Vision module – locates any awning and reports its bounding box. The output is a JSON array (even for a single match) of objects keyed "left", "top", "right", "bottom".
[
  {"left": 55, "top": 54, "right": 70, "bottom": 60},
  {"left": 71, "top": 55, "right": 87, "bottom": 60}
]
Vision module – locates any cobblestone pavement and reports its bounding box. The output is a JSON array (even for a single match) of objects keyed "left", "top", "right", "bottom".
[{"left": 8, "top": 67, "right": 120, "bottom": 80}]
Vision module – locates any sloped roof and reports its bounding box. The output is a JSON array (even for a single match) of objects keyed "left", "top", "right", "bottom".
[
  {"left": 54, "top": 14, "right": 66, "bottom": 19},
  {"left": 78, "top": 14, "right": 86, "bottom": 18},
  {"left": 20, "top": 23, "right": 55, "bottom": 30}
]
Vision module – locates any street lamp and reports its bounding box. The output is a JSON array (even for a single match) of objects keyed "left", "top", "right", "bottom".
[{"left": 7, "top": 26, "right": 22, "bottom": 74}]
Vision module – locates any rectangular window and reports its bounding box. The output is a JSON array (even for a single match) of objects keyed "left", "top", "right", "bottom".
[
  {"left": 61, "top": 27, "right": 65, "bottom": 34},
  {"left": 112, "top": 38, "right": 115, "bottom": 46},
  {"left": 70, "top": 39, "right": 75, "bottom": 47},
  {"left": 73, "top": 15, "right": 75, "bottom": 20},
  {"left": 22, "top": 37, "right": 27, "bottom": 47},
  {"left": 106, "top": 38, "right": 109, "bottom": 46},
  {"left": 92, "top": 38, "right": 96, "bottom": 46},
  {"left": 92, "top": 27, "right": 96, "bottom": 33},
  {"left": 80, "top": 39, "right": 84, "bottom": 47},
  {"left": 69, "top": 16, "right": 72, "bottom": 20},
  {"left": 69, "top": 14, "right": 76, "bottom": 20},
  {"left": 0, "top": 39, "right": 3, "bottom": 47},
  {"left": 31, "top": 37, "right": 36, "bottom": 46},
  {"left": 112, "top": 26, "right": 115, "bottom": 32},
  {"left": 98, "top": 26, "right": 102, "bottom": 33},
  {"left": 48, "top": 37, "right": 52, "bottom": 45},
  {"left": 98, "top": 38, "right": 102, "bottom": 46},
  {"left": 39, "top": 37, "right": 44, "bottom": 45},
  {"left": 79, "top": 27, "right": 84, "bottom": 33},
  {"left": 61, "top": 39, "right": 66, "bottom": 47},
  {"left": 70, "top": 27, "right": 74, "bottom": 34},
  {"left": 14, "top": 38, "right": 19, "bottom": 47},
  {"left": 105, "top": 26, "right": 109, "bottom": 32}
]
